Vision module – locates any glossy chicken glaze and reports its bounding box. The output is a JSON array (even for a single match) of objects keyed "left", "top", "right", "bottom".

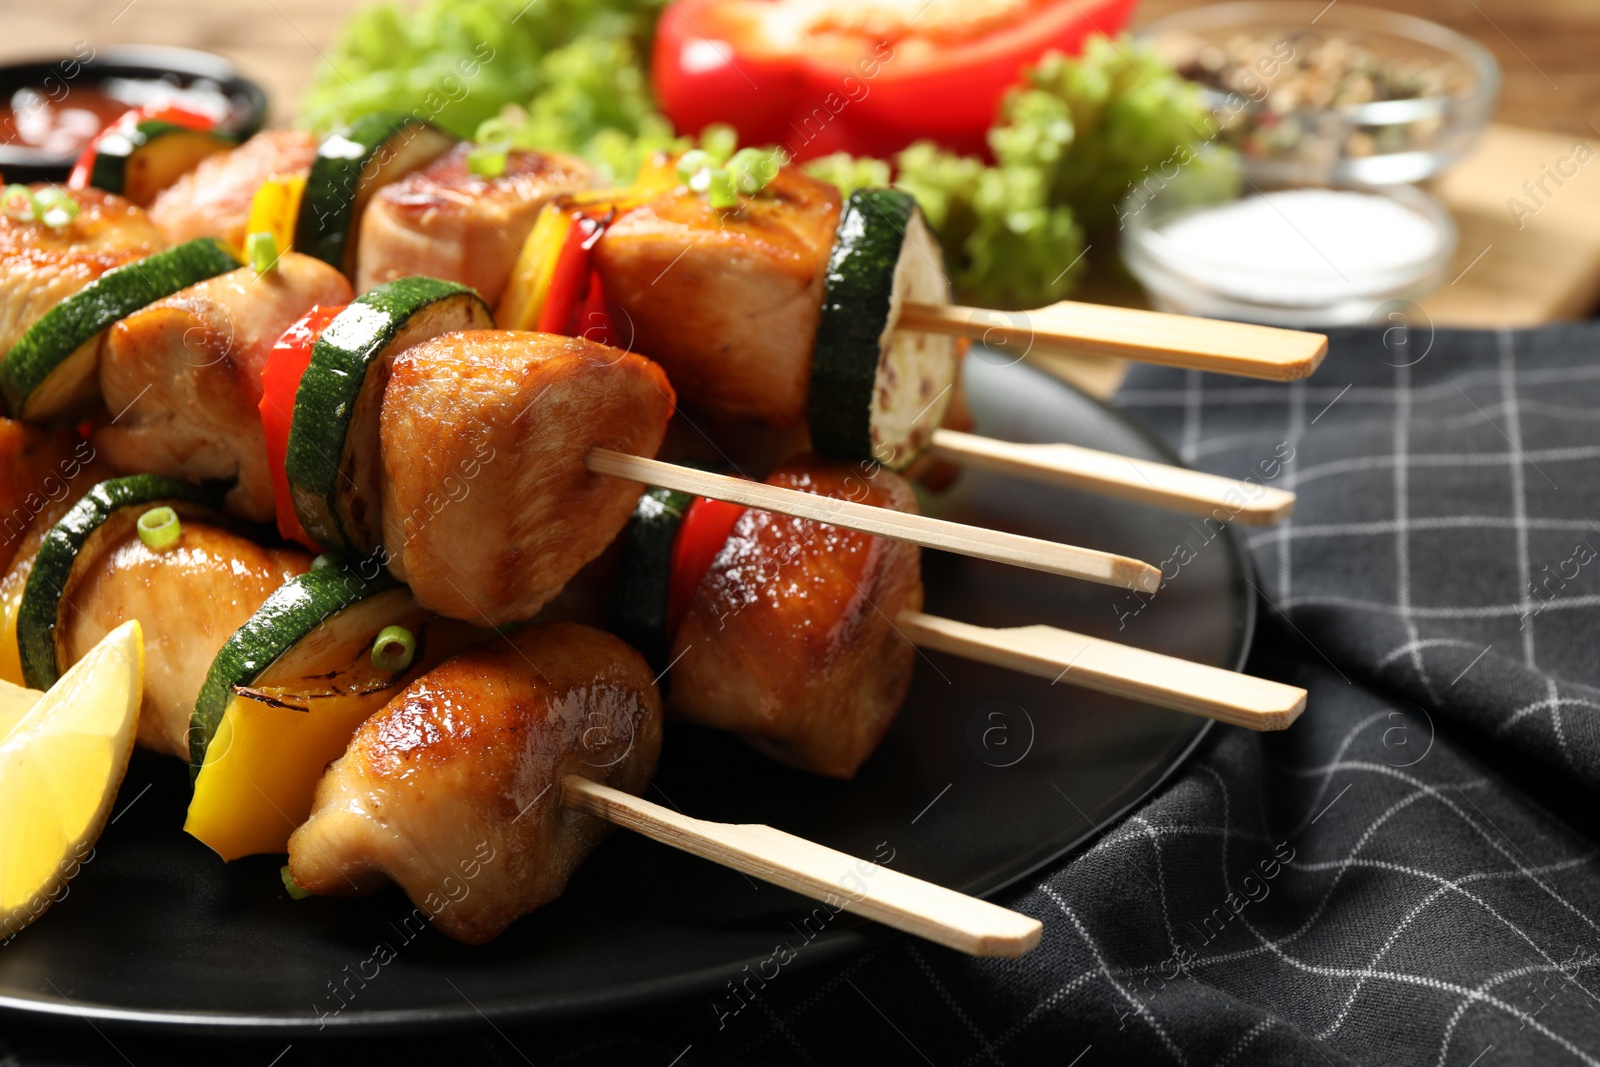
[
  {"left": 356, "top": 144, "right": 594, "bottom": 304},
  {"left": 0, "top": 187, "right": 165, "bottom": 357},
  {"left": 594, "top": 165, "right": 840, "bottom": 427},
  {"left": 670, "top": 456, "right": 922, "bottom": 778},
  {"left": 95, "top": 253, "right": 354, "bottom": 522},
  {"left": 379, "top": 330, "right": 675, "bottom": 625},
  {"left": 62, "top": 523, "right": 309, "bottom": 757},
  {"left": 0, "top": 420, "right": 97, "bottom": 574},
  {"left": 288, "top": 622, "right": 662, "bottom": 944},
  {"left": 148, "top": 129, "right": 317, "bottom": 249}
]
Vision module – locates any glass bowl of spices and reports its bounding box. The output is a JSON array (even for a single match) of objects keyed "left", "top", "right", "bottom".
[
  {"left": 1121, "top": 158, "right": 1456, "bottom": 327},
  {"left": 1138, "top": 2, "right": 1499, "bottom": 185}
]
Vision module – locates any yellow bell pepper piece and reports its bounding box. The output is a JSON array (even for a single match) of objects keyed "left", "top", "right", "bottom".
[
  {"left": 242, "top": 173, "right": 307, "bottom": 260},
  {"left": 185, "top": 685, "right": 400, "bottom": 861}
]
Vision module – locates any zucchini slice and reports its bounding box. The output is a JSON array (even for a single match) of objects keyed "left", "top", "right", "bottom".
[
  {"left": 285, "top": 276, "right": 494, "bottom": 555},
  {"left": 293, "top": 112, "right": 457, "bottom": 277},
  {"left": 807, "top": 188, "right": 960, "bottom": 471},
  {"left": 611, "top": 484, "right": 697, "bottom": 671},
  {"left": 88, "top": 118, "right": 237, "bottom": 207},
  {"left": 0, "top": 237, "right": 241, "bottom": 421},
  {"left": 185, "top": 559, "right": 431, "bottom": 860},
  {"left": 17, "top": 475, "right": 225, "bottom": 691}
]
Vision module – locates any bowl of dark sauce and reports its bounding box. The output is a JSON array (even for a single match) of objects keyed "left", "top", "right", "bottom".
[{"left": 0, "top": 45, "right": 267, "bottom": 183}]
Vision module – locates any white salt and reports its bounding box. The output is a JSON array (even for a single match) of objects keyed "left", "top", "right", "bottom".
[{"left": 1153, "top": 189, "right": 1446, "bottom": 305}]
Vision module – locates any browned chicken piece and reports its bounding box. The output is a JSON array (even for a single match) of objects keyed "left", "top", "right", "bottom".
[
  {"left": 62, "top": 524, "right": 309, "bottom": 756},
  {"left": 669, "top": 456, "right": 922, "bottom": 778},
  {"left": 95, "top": 253, "right": 354, "bottom": 522},
  {"left": 593, "top": 165, "right": 840, "bottom": 427},
  {"left": 0, "top": 450, "right": 117, "bottom": 686},
  {"left": 0, "top": 186, "right": 165, "bottom": 357},
  {"left": 148, "top": 129, "right": 316, "bottom": 248},
  {"left": 288, "top": 622, "right": 662, "bottom": 944},
  {"left": 380, "top": 330, "right": 675, "bottom": 625},
  {"left": 0, "top": 420, "right": 98, "bottom": 574},
  {"left": 356, "top": 144, "right": 594, "bottom": 304}
]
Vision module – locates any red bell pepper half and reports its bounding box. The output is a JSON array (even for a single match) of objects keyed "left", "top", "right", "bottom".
[
  {"left": 651, "top": 0, "right": 1138, "bottom": 161},
  {"left": 259, "top": 304, "right": 347, "bottom": 551}
]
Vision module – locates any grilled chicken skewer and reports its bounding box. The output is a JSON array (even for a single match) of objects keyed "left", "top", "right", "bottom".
[
  {"left": 287, "top": 621, "right": 1040, "bottom": 956},
  {"left": 604, "top": 456, "right": 1303, "bottom": 780},
  {"left": 497, "top": 162, "right": 1314, "bottom": 525}
]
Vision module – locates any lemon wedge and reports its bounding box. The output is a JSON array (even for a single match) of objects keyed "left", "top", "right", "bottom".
[
  {"left": 0, "top": 678, "right": 42, "bottom": 742},
  {"left": 0, "top": 620, "right": 142, "bottom": 939}
]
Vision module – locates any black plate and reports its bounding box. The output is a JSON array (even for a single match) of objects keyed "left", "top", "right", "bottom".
[
  {"left": 0, "top": 46, "right": 268, "bottom": 182},
  {"left": 0, "top": 355, "right": 1251, "bottom": 1033}
]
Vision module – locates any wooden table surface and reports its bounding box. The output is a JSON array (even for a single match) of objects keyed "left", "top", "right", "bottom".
[
  {"left": 5, "top": 0, "right": 1598, "bottom": 373},
  {"left": 5, "top": 0, "right": 1594, "bottom": 144}
]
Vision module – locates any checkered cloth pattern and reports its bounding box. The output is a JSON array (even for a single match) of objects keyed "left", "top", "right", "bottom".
[{"left": 8, "top": 323, "right": 1600, "bottom": 1066}]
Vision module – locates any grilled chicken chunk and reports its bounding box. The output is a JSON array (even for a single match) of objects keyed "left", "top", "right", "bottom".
[
  {"left": 380, "top": 330, "right": 675, "bottom": 625},
  {"left": 148, "top": 129, "right": 316, "bottom": 248},
  {"left": 0, "top": 451, "right": 116, "bottom": 686},
  {"left": 0, "top": 187, "right": 164, "bottom": 357},
  {"left": 356, "top": 144, "right": 593, "bottom": 304},
  {"left": 95, "top": 253, "right": 354, "bottom": 522},
  {"left": 593, "top": 165, "right": 840, "bottom": 427},
  {"left": 669, "top": 456, "right": 922, "bottom": 778},
  {"left": 288, "top": 622, "right": 662, "bottom": 944},
  {"left": 61, "top": 524, "right": 309, "bottom": 757},
  {"left": 0, "top": 422, "right": 99, "bottom": 574}
]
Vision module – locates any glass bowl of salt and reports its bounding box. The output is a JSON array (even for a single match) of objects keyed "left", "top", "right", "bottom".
[{"left": 1120, "top": 162, "right": 1456, "bottom": 327}]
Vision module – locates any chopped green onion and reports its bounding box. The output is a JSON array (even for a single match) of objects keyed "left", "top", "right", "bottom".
[
  {"left": 136, "top": 506, "right": 182, "bottom": 551},
  {"left": 468, "top": 116, "right": 513, "bottom": 177},
  {"left": 281, "top": 865, "right": 312, "bottom": 900},
  {"left": 29, "top": 186, "right": 79, "bottom": 228},
  {"left": 727, "top": 147, "right": 780, "bottom": 195},
  {"left": 370, "top": 624, "right": 416, "bottom": 672},
  {"left": 707, "top": 168, "right": 739, "bottom": 209},
  {"left": 701, "top": 123, "right": 738, "bottom": 165},
  {"left": 467, "top": 143, "right": 508, "bottom": 177},
  {"left": 0, "top": 184, "right": 31, "bottom": 220},
  {"left": 675, "top": 149, "right": 711, "bottom": 184},
  {"left": 246, "top": 231, "right": 279, "bottom": 274}
]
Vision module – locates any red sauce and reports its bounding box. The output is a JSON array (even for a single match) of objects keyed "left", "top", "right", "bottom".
[{"left": 0, "top": 81, "right": 229, "bottom": 156}]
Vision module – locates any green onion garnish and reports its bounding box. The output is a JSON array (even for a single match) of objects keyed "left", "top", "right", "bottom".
[
  {"left": 727, "top": 147, "right": 776, "bottom": 195},
  {"left": 370, "top": 625, "right": 416, "bottom": 672},
  {"left": 136, "top": 507, "right": 181, "bottom": 551},
  {"left": 0, "top": 184, "right": 31, "bottom": 220},
  {"left": 2, "top": 184, "right": 79, "bottom": 227},
  {"left": 467, "top": 143, "right": 508, "bottom": 177},
  {"left": 675, "top": 149, "right": 712, "bottom": 184},
  {"left": 707, "top": 168, "right": 739, "bottom": 209},
  {"left": 246, "top": 231, "right": 279, "bottom": 274},
  {"left": 281, "top": 865, "right": 312, "bottom": 900},
  {"left": 701, "top": 123, "right": 738, "bottom": 165},
  {"left": 30, "top": 186, "right": 79, "bottom": 227},
  {"left": 468, "top": 116, "right": 513, "bottom": 177}
]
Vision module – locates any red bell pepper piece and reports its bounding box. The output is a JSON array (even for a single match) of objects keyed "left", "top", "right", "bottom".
[
  {"left": 652, "top": 0, "right": 1137, "bottom": 161},
  {"left": 666, "top": 496, "right": 748, "bottom": 638},
  {"left": 259, "top": 304, "right": 346, "bottom": 551},
  {"left": 536, "top": 213, "right": 617, "bottom": 345}
]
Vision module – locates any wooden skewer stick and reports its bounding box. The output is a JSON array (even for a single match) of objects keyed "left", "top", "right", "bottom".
[
  {"left": 898, "top": 611, "right": 1305, "bottom": 731},
  {"left": 930, "top": 429, "right": 1295, "bottom": 526},
  {"left": 587, "top": 449, "right": 1161, "bottom": 593},
  {"left": 562, "top": 775, "right": 1041, "bottom": 958},
  {"left": 899, "top": 301, "right": 1328, "bottom": 382}
]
